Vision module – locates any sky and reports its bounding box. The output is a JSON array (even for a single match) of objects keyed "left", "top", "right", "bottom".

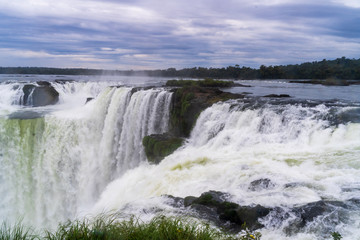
[{"left": 0, "top": 0, "right": 359, "bottom": 70}]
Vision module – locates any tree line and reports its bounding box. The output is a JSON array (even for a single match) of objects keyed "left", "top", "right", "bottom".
[{"left": 0, "top": 57, "right": 359, "bottom": 80}]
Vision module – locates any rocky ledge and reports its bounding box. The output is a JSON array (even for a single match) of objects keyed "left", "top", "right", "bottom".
[
  {"left": 289, "top": 78, "right": 360, "bottom": 86},
  {"left": 20, "top": 81, "right": 59, "bottom": 107},
  {"left": 143, "top": 133, "right": 184, "bottom": 164},
  {"left": 165, "top": 189, "right": 351, "bottom": 235}
]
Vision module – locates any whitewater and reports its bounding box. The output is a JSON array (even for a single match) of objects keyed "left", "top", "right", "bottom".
[{"left": 0, "top": 75, "right": 360, "bottom": 239}]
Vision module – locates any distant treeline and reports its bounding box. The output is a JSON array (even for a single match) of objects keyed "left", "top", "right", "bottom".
[{"left": 1, "top": 57, "right": 359, "bottom": 80}]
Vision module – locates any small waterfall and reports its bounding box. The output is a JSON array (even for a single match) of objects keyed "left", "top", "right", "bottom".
[{"left": 0, "top": 86, "right": 173, "bottom": 228}]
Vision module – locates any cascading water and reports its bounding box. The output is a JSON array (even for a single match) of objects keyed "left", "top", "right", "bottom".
[
  {"left": 0, "top": 82, "right": 173, "bottom": 228},
  {"left": 0, "top": 77, "right": 360, "bottom": 239},
  {"left": 93, "top": 101, "right": 360, "bottom": 239}
]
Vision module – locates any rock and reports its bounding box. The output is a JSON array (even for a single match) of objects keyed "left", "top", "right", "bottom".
[
  {"left": 163, "top": 195, "right": 184, "bottom": 208},
  {"left": 184, "top": 191, "right": 271, "bottom": 231},
  {"left": 55, "top": 79, "right": 75, "bottom": 84},
  {"left": 142, "top": 85, "right": 245, "bottom": 160},
  {"left": 249, "top": 178, "right": 275, "bottom": 191},
  {"left": 289, "top": 79, "right": 350, "bottom": 86},
  {"left": 263, "top": 94, "right": 291, "bottom": 98},
  {"left": 184, "top": 196, "right": 197, "bottom": 207},
  {"left": 235, "top": 205, "right": 270, "bottom": 229},
  {"left": 21, "top": 82, "right": 59, "bottom": 107},
  {"left": 170, "top": 86, "right": 244, "bottom": 137},
  {"left": 142, "top": 133, "right": 184, "bottom": 164},
  {"left": 36, "top": 81, "right": 51, "bottom": 86},
  {"left": 85, "top": 97, "right": 94, "bottom": 104},
  {"left": 233, "top": 83, "right": 252, "bottom": 87},
  {"left": 284, "top": 200, "right": 348, "bottom": 234}
]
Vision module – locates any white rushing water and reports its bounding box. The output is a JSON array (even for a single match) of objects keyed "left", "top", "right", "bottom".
[
  {"left": 94, "top": 101, "right": 360, "bottom": 239},
  {"left": 0, "top": 82, "right": 173, "bottom": 228},
  {"left": 0, "top": 78, "right": 360, "bottom": 239}
]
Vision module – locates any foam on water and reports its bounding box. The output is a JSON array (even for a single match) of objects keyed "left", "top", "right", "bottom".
[{"left": 94, "top": 102, "right": 360, "bottom": 239}]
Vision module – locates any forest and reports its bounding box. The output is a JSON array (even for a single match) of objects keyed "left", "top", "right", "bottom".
[{"left": 0, "top": 57, "right": 359, "bottom": 80}]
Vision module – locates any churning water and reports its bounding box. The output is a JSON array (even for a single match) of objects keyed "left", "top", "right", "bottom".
[{"left": 0, "top": 75, "right": 359, "bottom": 239}]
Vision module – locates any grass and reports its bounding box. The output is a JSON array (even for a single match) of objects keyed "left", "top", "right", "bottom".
[
  {"left": 0, "top": 215, "right": 343, "bottom": 240},
  {"left": 0, "top": 222, "right": 38, "bottom": 240},
  {"left": 1, "top": 215, "right": 258, "bottom": 240}
]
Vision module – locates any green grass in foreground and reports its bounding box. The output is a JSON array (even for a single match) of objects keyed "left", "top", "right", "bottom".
[{"left": 0, "top": 216, "right": 261, "bottom": 240}]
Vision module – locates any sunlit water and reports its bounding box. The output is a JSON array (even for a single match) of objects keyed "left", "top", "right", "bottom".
[{"left": 0, "top": 74, "right": 359, "bottom": 239}]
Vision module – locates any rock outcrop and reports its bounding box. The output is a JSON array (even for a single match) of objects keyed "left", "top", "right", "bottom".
[
  {"left": 142, "top": 80, "right": 245, "bottom": 163},
  {"left": 167, "top": 191, "right": 271, "bottom": 231},
  {"left": 142, "top": 133, "right": 184, "bottom": 164},
  {"left": 169, "top": 86, "right": 244, "bottom": 138},
  {"left": 21, "top": 81, "right": 59, "bottom": 107}
]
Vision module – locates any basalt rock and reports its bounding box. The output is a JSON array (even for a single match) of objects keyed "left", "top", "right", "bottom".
[
  {"left": 184, "top": 191, "right": 270, "bottom": 231},
  {"left": 169, "top": 86, "right": 244, "bottom": 137},
  {"left": 142, "top": 133, "right": 184, "bottom": 164},
  {"left": 249, "top": 178, "right": 276, "bottom": 191},
  {"left": 263, "top": 94, "right": 291, "bottom": 98},
  {"left": 289, "top": 78, "right": 350, "bottom": 86},
  {"left": 21, "top": 82, "right": 59, "bottom": 107},
  {"left": 284, "top": 200, "right": 348, "bottom": 235}
]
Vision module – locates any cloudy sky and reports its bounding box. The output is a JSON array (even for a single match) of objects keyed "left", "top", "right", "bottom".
[{"left": 0, "top": 0, "right": 359, "bottom": 70}]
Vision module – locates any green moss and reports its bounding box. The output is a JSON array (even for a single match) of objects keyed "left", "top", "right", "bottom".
[{"left": 143, "top": 135, "right": 184, "bottom": 164}]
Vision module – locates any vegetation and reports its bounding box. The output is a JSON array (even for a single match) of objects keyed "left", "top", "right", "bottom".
[
  {"left": 142, "top": 134, "right": 184, "bottom": 164},
  {"left": 0, "top": 222, "right": 37, "bottom": 240},
  {"left": 0, "top": 217, "right": 345, "bottom": 240},
  {"left": 1, "top": 57, "right": 359, "bottom": 80},
  {"left": 0, "top": 216, "right": 262, "bottom": 240},
  {"left": 331, "top": 232, "right": 342, "bottom": 240}
]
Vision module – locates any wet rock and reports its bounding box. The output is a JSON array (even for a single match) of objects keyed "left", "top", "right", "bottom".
[
  {"left": 21, "top": 82, "right": 59, "bottom": 107},
  {"left": 85, "top": 97, "right": 94, "bottom": 104},
  {"left": 170, "top": 86, "right": 244, "bottom": 137},
  {"left": 284, "top": 200, "right": 348, "bottom": 234},
  {"left": 184, "top": 191, "right": 270, "bottom": 231},
  {"left": 142, "top": 133, "right": 184, "bottom": 164},
  {"left": 289, "top": 79, "right": 350, "bottom": 86},
  {"left": 55, "top": 79, "right": 75, "bottom": 84},
  {"left": 294, "top": 200, "right": 328, "bottom": 227},
  {"left": 163, "top": 195, "right": 184, "bottom": 208},
  {"left": 249, "top": 178, "right": 275, "bottom": 191},
  {"left": 235, "top": 205, "right": 270, "bottom": 229},
  {"left": 36, "top": 81, "right": 51, "bottom": 86},
  {"left": 131, "top": 86, "right": 156, "bottom": 94},
  {"left": 263, "top": 94, "right": 291, "bottom": 98},
  {"left": 184, "top": 196, "right": 197, "bottom": 207}
]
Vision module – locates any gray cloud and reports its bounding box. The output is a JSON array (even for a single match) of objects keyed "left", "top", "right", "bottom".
[{"left": 0, "top": 0, "right": 359, "bottom": 69}]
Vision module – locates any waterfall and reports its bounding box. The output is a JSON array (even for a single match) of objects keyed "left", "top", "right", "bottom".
[
  {"left": 0, "top": 86, "right": 173, "bottom": 228},
  {"left": 93, "top": 101, "right": 360, "bottom": 238}
]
